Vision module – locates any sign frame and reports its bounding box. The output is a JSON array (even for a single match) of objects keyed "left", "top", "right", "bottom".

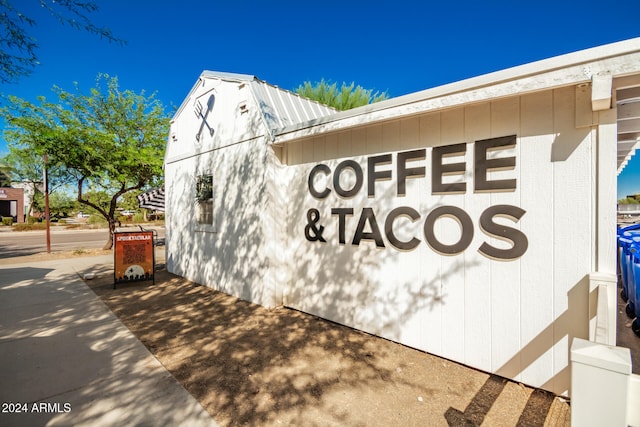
[{"left": 113, "top": 227, "right": 156, "bottom": 289}]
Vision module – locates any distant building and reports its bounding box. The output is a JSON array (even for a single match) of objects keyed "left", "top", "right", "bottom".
[
  {"left": 10, "top": 181, "right": 38, "bottom": 218},
  {"left": 0, "top": 187, "right": 24, "bottom": 223},
  {"left": 0, "top": 167, "right": 36, "bottom": 222}
]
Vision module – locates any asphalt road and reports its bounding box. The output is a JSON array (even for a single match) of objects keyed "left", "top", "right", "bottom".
[{"left": 0, "top": 226, "right": 165, "bottom": 259}]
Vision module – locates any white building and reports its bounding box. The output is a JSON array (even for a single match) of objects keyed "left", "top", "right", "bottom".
[{"left": 165, "top": 38, "right": 640, "bottom": 396}]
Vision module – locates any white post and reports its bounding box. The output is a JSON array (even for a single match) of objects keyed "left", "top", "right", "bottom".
[
  {"left": 588, "top": 273, "right": 618, "bottom": 345},
  {"left": 571, "top": 338, "right": 632, "bottom": 427},
  {"left": 595, "top": 108, "right": 617, "bottom": 275}
]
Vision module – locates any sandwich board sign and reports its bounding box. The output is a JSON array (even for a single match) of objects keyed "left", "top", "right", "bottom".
[{"left": 113, "top": 229, "right": 155, "bottom": 289}]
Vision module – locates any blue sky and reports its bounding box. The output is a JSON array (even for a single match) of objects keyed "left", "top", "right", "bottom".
[{"left": 1, "top": 0, "right": 639, "bottom": 198}]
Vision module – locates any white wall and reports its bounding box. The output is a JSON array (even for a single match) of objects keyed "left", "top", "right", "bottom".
[
  {"left": 281, "top": 85, "right": 602, "bottom": 395},
  {"left": 165, "top": 77, "right": 278, "bottom": 308}
]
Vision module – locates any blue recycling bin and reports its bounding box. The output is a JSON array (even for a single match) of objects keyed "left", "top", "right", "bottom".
[
  {"left": 632, "top": 243, "right": 640, "bottom": 337},
  {"left": 626, "top": 240, "right": 636, "bottom": 318},
  {"left": 619, "top": 235, "right": 640, "bottom": 318},
  {"left": 620, "top": 223, "right": 640, "bottom": 233},
  {"left": 627, "top": 240, "right": 640, "bottom": 321},
  {"left": 619, "top": 236, "right": 631, "bottom": 301},
  {"left": 617, "top": 226, "right": 640, "bottom": 303},
  {"left": 619, "top": 235, "right": 638, "bottom": 304}
]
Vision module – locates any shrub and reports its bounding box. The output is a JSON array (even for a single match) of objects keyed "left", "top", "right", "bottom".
[
  {"left": 88, "top": 214, "right": 107, "bottom": 224},
  {"left": 13, "top": 223, "right": 46, "bottom": 231},
  {"left": 1, "top": 217, "right": 13, "bottom": 226},
  {"left": 27, "top": 216, "right": 40, "bottom": 224},
  {"left": 147, "top": 212, "right": 165, "bottom": 221},
  {"left": 132, "top": 213, "right": 145, "bottom": 223}
]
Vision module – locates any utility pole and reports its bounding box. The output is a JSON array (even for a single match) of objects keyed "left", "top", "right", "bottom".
[{"left": 44, "top": 154, "right": 50, "bottom": 253}]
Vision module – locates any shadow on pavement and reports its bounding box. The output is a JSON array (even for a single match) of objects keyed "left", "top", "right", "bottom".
[{"left": 0, "top": 261, "right": 213, "bottom": 427}]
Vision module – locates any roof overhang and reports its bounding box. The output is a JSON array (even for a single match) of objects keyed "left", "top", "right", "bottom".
[
  {"left": 616, "top": 82, "right": 640, "bottom": 174},
  {"left": 272, "top": 38, "right": 640, "bottom": 173}
]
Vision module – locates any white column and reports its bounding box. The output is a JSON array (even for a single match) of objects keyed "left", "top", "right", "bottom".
[{"left": 596, "top": 108, "right": 617, "bottom": 275}]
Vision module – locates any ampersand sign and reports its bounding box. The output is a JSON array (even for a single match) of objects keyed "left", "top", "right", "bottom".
[{"left": 304, "top": 209, "right": 326, "bottom": 242}]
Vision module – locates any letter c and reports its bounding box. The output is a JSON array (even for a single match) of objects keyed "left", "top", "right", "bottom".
[
  {"left": 308, "top": 164, "right": 331, "bottom": 199},
  {"left": 385, "top": 206, "right": 421, "bottom": 250}
]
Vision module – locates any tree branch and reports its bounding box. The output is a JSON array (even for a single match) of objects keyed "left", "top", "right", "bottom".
[{"left": 76, "top": 175, "right": 107, "bottom": 218}]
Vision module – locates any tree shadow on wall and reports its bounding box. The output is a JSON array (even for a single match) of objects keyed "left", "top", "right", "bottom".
[
  {"left": 281, "top": 140, "right": 486, "bottom": 348},
  {"left": 167, "top": 134, "right": 270, "bottom": 304}
]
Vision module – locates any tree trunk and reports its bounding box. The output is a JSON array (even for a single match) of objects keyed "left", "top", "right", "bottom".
[{"left": 102, "top": 218, "right": 116, "bottom": 250}]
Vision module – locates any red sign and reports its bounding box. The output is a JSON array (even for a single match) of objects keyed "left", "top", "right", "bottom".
[{"left": 114, "top": 231, "right": 155, "bottom": 288}]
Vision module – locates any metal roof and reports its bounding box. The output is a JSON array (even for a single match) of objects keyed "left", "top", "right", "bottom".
[
  {"left": 173, "top": 70, "right": 337, "bottom": 137},
  {"left": 248, "top": 79, "right": 337, "bottom": 132}
]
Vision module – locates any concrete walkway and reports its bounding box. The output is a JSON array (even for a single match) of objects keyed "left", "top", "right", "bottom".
[{"left": 0, "top": 255, "right": 216, "bottom": 427}]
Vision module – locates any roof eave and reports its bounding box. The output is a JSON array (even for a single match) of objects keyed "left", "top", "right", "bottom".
[{"left": 273, "top": 37, "right": 640, "bottom": 144}]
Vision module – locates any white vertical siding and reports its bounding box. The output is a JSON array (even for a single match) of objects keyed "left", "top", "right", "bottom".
[
  {"left": 438, "top": 108, "right": 467, "bottom": 364},
  {"left": 552, "top": 86, "right": 594, "bottom": 393},
  {"left": 419, "top": 113, "right": 443, "bottom": 355},
  {"left": 491, "top": 100, "right": 523, "bottom": 382},
  {"left": 282, "top": 88, "right": 599, "bottom": 395},
  {"left": 463, "top": 102, "right": 493, "bottom": 372}
]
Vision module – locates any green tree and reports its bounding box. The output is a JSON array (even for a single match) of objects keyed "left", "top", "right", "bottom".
[
  {"left": 294, "top": 79, "right": 389, "bottom": 111},
  {"left": 0, "top": 0, "right": 124, "bottom": 83},
  {"left": 48, "top": 191, "right": 75, "bottom": 218},
  {"left": 0, "top": 161, "right": 12, "bottom": 186},
  {"left": 119, "top": 189, "right": 142, "bottom": 211},
  {"left": 2, "top": 74, "right": 170, "bottom": 248},
  {"left": 619, "top": 197, "right": 639, "bottom": 205}
]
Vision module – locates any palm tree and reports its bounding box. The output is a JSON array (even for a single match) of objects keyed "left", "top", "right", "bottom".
[{"left": 294, "top": 79, "right": 389, "bottom": 111}]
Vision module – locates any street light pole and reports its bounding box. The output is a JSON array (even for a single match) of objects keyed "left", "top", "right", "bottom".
[{"left": 44, "top": 154, "right": 51, "bottom": 253}]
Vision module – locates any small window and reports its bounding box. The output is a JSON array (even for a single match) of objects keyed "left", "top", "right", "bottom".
[{"left": 195, "top": 174, "right": 213, "bottom": 225}]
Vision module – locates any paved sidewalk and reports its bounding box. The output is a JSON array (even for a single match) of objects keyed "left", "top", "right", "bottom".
[{"left": 0, "top": 255, "right": 216, "bottom": 427}]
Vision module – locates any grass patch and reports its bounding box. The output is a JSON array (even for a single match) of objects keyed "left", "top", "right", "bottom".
[
  {"left": 12, "top": 223, "right": 47, "bottom": 231},
  {"left": 88, "top": 215, "right": 107, "bottom": 225}
]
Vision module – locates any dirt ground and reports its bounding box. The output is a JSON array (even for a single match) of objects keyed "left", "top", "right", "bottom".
[{"left": 74, "top": 258, "right": 571, "bottom": 427}]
